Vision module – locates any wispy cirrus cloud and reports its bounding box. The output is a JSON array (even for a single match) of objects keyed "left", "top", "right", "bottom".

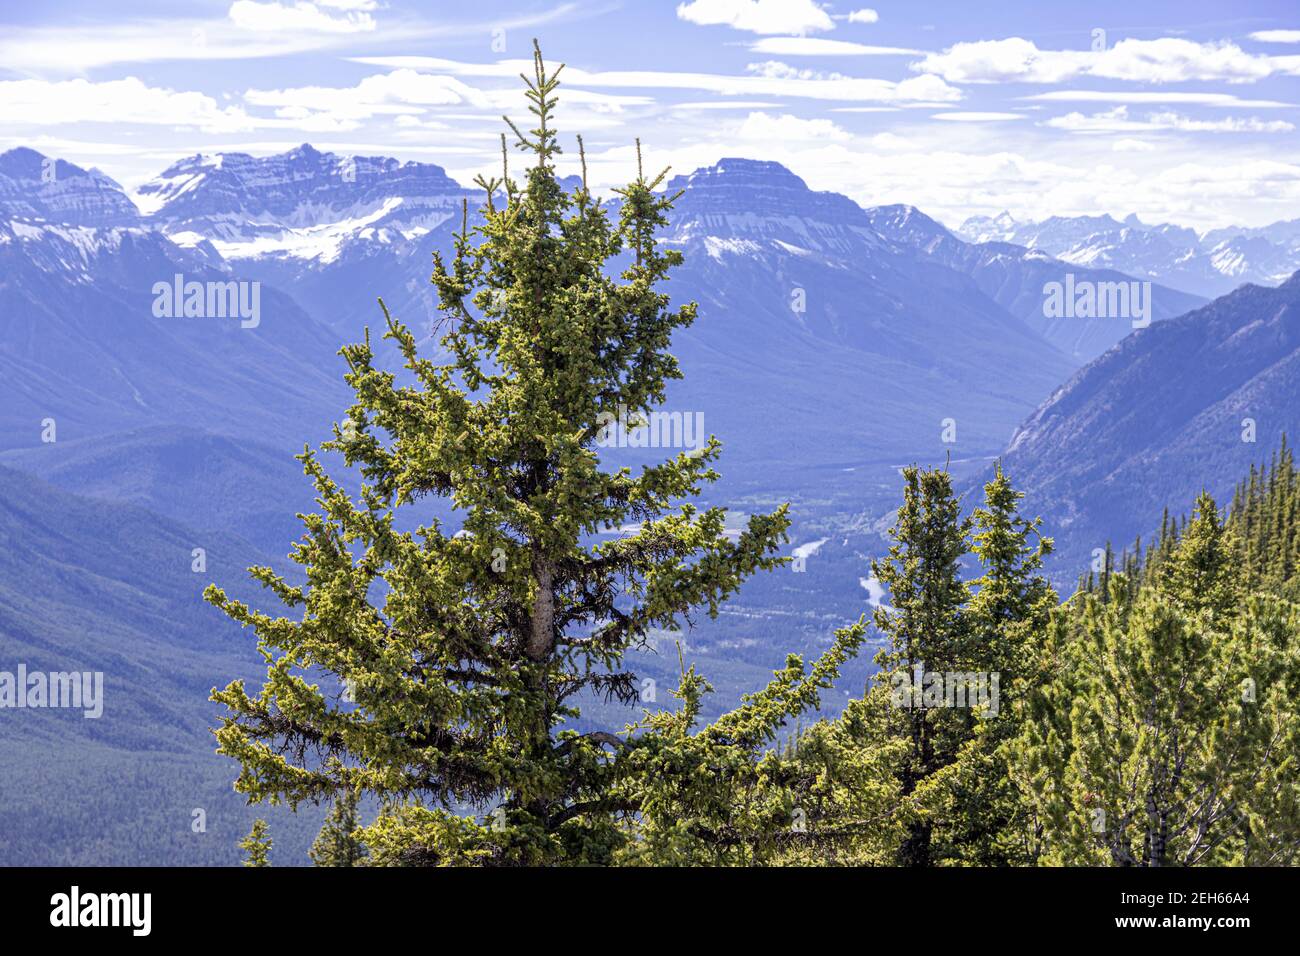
[
  {"left": 244, "top": 71, "right": 489, "bottom": 123},
  {"left": 227, "top": 1, "right": 379, "bottom": 34},
  {"left": 930, "top": 111, "right": 1025, "bottom": 122},
  {"left": 1046, "top": 105, "right": 1295, "bottom": 134},
  {"left": 914, "top": 36, "right": 1300, "bottom": 84},
  {"left": 0, "top": 2, "right": 584, "bottom": 75},
  {"left": 748, "top": 37, "right": 922, "bottom": 56},
  {"left": 350, "top": 54, "right": 963, "bottom": 104},
  {"left": 1022, "top": 90, "right": 1293, "bottom": 108}
]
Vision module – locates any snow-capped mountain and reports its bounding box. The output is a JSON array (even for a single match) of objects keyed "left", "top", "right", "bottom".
[
  {"left": 866, "top": 204, "right": 1205, "bottom": 362},
  {"left": 956, "top": 211, "right": 1300, "bottom": 299},
  {"left": 665, "top": 158, "right": 887, "bottom": 257},
  {"left": 0, "top": 146, "right": 1087, "bottom": 508},
  {"left": 137, "top": 143, "right": 470, "bottom": 263},
  {"left": 0, "top": 153, "right": 348, "bottom": 448},
  {"left": 0, "top": 147, "right": 142, "bottom": 229},
  {"left": 126, "top": 149, "right": 1084, "bottom": 486}
]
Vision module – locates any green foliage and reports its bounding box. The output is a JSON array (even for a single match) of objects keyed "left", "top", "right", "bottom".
[
  {"left": 612, "top": 622, "right": 867, "bottom": 865},
  {"left": 206, "top": 42, "right": 790, "bottom": 866},
  {"left": 913, "top": 463, "right": 1057, "bottom": 865},
  {"left": 241, "top": 818, "right": 272, "bottom": 867},
  {"left": 863, "top": 465, "right": 977, "bottom": 866},
  {"left": 1010, "top": 494, "right": 1300, "bottom": 865},
  {"left": 310, "top": 790, "right": 368, "bottom": 866},
  {"left": 1229, "top": 436, "right": 1300, "bottom": 599}
]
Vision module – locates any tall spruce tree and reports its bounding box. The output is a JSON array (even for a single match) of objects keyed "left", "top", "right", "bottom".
[
  {"left": 914, "top": 462, "right": 1057, "bottom": 864},
  {"left": 206, "top": 42, "right": 789, "bottom": 866},
  {"left": 868, "top": 465, "right": 973, "bottom": 866}
]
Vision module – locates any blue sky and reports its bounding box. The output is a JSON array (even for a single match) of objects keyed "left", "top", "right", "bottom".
[{"left": 3, "top": 0, "right": 1300, "bottom": 229}]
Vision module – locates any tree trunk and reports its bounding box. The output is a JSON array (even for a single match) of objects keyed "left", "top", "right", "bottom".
[{"left": 526, "top": 555, "right": 555, "bottom": 661}]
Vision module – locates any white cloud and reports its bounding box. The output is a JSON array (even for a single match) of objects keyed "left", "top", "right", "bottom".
[
  {"left": 0, "top": 20, "right": 362, "bottom": 72},
  {"left": 675, "top": 0, "right": 834, "bottom": 35},
  {"left": 846, "top": 9, "right": 879, "bottom": 24},
  {"left": 244, "top": 71, "right": 488, "bottom": 124},
  {"left": 913, "top": 38, "right": 1088, "bottom": 84},
  {"left": 869, "top": 132, "right": 913, "bottom": 149},
  {"left": 1248, "top": 29, "right": 1300, "bottom": 43},
  {"left": 352, "top": 55, "right": 964, "bottom": 104},
  {"left": 0, "top": 5, "right": 578, "bottom": 73},
  {"left": 228, "top": 1, "right": 377, "bottom": 33},
  {"left": 1112, "top": 138, "right": 1156, "bottom": 152},
  {"left": 238, "top": 70, "right": 650, "bottom": 132},
  {"left": 930, "top": 111, "right": 1025, "bottom": 122},
  {"left": 1046, "top": 105, "right": 1294, "bottom": 134},
  {"left": 749, "top": 37, "right": 921, "bottom": 56},
  {"left": 0, "top": 77, "right": 256, "bottom": 133},
  {"left": 735, "top": 110, "right": 851, "bottom": 142},
  {"left": 670, "top": 100, "right": 784, "bottom": 109},
  {"left": 1023, "top": 90, "right": 1293, "bottom": 108},
  {"left": 745, "top": 60, "right": 841, "bottom": 80},
  {"left": 914, "top": 36, "right": 1300, "bottom": 85}
]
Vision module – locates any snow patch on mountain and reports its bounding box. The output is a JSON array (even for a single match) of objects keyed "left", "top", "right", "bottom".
[
  {"left": 955, "top": 210, "right": 1300, "bottom": 299},
  {"left": 202, "top": 196, "right": 455, "bottom": 263}
]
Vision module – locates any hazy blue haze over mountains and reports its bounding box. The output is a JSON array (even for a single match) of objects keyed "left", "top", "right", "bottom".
[
  {"left": 958, "top": 210, "right": 1300, "bottom": 300},
  {"left": 2, "top": 142, "right": 1298, "bottom": 863}
]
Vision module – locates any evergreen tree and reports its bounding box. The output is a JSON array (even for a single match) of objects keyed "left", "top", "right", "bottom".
[
  {"left": 1010, "top": 495, "right": 1300, "bottom": 865},
  {"left": 310, "top": 790, "right": 368, "bottom": 866},
  {"left": 916, "top": 462, "right": 1056, "bottom": 864},
  {"left": 1228, "top": 437, "right": 1300, "bottom": 600},
  {"left": 1165, "top": 494, "right": 1235, "bottom": 605},
  {"left": 240, "top": 819, "right": 272, "bottom": 867},
  {"left": 867, "top": 465, "right": 973, "bottom": 866},
  {"left": 206, "top": 42, "right": 788, "bottom": 866},
  {"left": 612, "top": 623, "right": 868, "bottom": 865}
]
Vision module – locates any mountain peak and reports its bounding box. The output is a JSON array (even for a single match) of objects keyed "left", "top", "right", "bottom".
[
  {"left": 0, "top": 146, "right": 50, "bottom": 179},
  {"left": 864, "top": 203, "right": 954, "bottom": 248},
  {"left": 0, "top": 147, "right": 95, "bottom": 183},
  {"left": 135, "top": 144, "right": 470, "bottom": 258},
  {"left": 666, "top": 156, "right": 871, "bottom": 248},
  {"left": 666, "top": 157, "right": 812, "bottom": 196},
  {"left": 0, "top": 147, "right": 139, "bottom": 228}
]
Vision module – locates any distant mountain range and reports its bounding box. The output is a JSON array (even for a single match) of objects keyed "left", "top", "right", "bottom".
[
  {"left": 866, "top": 204, "right": 1204, "bottom": 362},
  {"left": 3, "top": 141, "right": 1298, "bottom": 862},
  {"left": 957, "top": 210, "right": 1300, "bottom": 300},
  {"left": 0, "top": 144, "right": 1103, "bottom": 483}
]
